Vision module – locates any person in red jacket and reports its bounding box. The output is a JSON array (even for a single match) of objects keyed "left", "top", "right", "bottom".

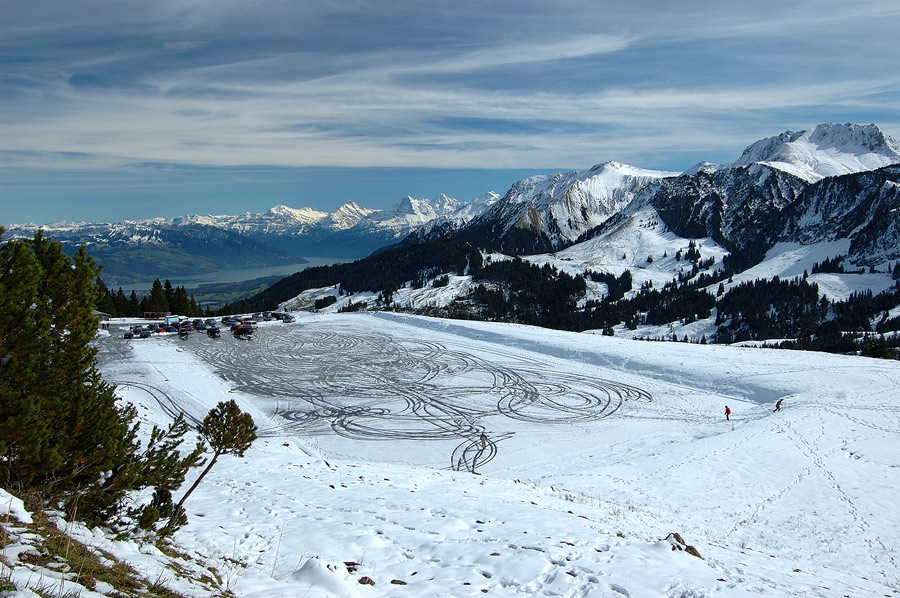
[{"left": 725, "top": 405, "right": 732, "bottom": 421}]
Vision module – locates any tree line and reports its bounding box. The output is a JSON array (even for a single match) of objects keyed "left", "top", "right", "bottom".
[
  {"left": 245, "top": 239, "right": 484, "bottom": 311},
  {"left": 232, "top": 236, "right": 898, "bottom": 358},
  {"left": 97, "top": 277, "right": 254, "bottom": 318}
]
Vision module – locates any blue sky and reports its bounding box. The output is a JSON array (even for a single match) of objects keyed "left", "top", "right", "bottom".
[{"left": 3, "top": 0, "right": 900, "bottom": 224}]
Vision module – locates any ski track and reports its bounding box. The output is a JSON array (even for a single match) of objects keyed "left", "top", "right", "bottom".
[{"left": 166, "top": 322, "right": 652, "bottom": 469}]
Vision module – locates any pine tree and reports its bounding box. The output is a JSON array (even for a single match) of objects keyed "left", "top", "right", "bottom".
[
  {"left": 167, "top": 400, "right": 257, "bottom": 530},
  {"left": 129, "top": 415, "right": 205, "bottom": 530},
  {"left": 128, "top": 290, "right": 141, "bottom": 316},
  {"left": 0, "top": 231, "right": 201, "bottom": 523},
  {"left": 96, "top": 278, "right": 117, "bottom": 316},
  {"left": 147, "top": 278, "right": 169, "bottom": 312},
  {"left": 0, "top": 233, "right": 135, "bottom": 504},
  {"left": 163, "top": 279, "right": 176, "bottom": 308},
  {"left": 169, "top": 285, "right": 192, "bottom": 316}
]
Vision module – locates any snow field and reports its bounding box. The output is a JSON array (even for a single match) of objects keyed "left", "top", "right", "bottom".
[{"left": 92, "top": 312, "right": 900, "bottom": 597}]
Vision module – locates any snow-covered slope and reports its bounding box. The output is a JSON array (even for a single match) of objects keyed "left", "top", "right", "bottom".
[
  {"left": 459, "top": 162, "right": 678, "bottom": 254},
  {"left": 541, "top": 205, "right": 729, "bottom": 291},
  {"left": 85, "top": 313, "right": 900, "bottom": 597},
  {"left": 733, "top": 122, "right": 900, "bottom": 182}
]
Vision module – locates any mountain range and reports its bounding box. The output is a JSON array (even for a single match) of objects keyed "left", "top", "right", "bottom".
[
  {"left": 4, "top": 195, "right": 468, "bottom": 284},
  {"left": 415, "top": 123, "right": 900, "bottom": 269},
  {"left": 5, "top": 122, "right": 900, "bottom": 288}
]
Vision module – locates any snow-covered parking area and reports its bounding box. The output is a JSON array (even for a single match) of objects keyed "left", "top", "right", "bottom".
[{"left": 96, "top": 312, "right": 900, "bottom": 597}]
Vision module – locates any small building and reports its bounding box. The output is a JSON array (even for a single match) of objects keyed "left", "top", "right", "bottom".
[
  {"left": 143, "top": 311, "right": 171, "bottom": 320},
  {"left": 92, "top": 310, "right": 111, "bottom": 330}
]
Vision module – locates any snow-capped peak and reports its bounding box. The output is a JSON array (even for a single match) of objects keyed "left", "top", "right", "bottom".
[
  {"left": 264, "top": 204, "right": 329, "bottom": 225},
  {"left": 367, "top": 194, "right": 462, "bottom": 225},
  {"left": 733, "top": 123, "right": 900, "bottom": 182},
  {"left": 682, "top": 161, "right": 722, "bottom": 176},
  {"left": 326, "top": 202, "right": 378, "bottom": 230}
]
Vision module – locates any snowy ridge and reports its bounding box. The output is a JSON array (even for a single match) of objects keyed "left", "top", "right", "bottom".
[
  {"left": 174, "top": 203, "right": 362, "bottom": 235},
  {"left": 325, "top": 201, "right": 378, "bottom": 230},
  {"left": 459, "top": 161, "right": 678, "bottom": 252},
  {"left": 733, "top": 123, "right": 900, "bottom": 182}
]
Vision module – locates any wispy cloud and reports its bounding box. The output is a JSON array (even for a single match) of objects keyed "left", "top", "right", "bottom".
[
  {"left": 405, "top": 33, "right": 636, "bottom": 73},
  {"left": 2, "top": 0, "right": 900, "bottom": 220}
]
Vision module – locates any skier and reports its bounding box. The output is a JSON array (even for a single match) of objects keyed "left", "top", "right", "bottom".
[
  {"left": 724, "top": 405, "right": 731, "bottom": 421},
  {"left": 774, "top": 398, "right": 784, "bottom": 412},
  {"left": 480, "top": 432, "right": 487, "bottom": 450}
]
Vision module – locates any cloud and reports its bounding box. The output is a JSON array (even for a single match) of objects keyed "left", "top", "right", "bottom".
[
  {"left": 2, "top": 0, "right": 899, "bottom": 178},
  {"left": 407, "top": 33, "right": 636, "bottom": 73},
  {"left": 163, "top": 41, "right": 208, "bottom": 51}
]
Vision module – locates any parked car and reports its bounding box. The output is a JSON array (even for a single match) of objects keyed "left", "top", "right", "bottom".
[
  {"left": 139, "top": 331, "right": 152, "bottom": 339},
  {"left": 207, "top": 327, "right": 221, "bottom": 338},
  {"left": 282, "top": 314, "right": 295, "bottom": 323},
  {"left": 233, "top": 326, "right": 253, "bottom": 340},
  {"left": 124, "top": 331, "right": 134, "bottom": 339}
]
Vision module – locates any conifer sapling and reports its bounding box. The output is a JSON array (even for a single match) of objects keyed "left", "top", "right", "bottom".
[{"left": 167, "top": 400, "right": 257, "bottom": 530}]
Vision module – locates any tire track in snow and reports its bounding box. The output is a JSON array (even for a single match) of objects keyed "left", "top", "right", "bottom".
[{"left": 174, "top": 322, "right": 652, "bottom": 469}]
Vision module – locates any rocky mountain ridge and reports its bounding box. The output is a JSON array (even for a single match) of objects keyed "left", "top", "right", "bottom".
[{"left": 428, "top": 123, "right": 900, "bottom": 268}]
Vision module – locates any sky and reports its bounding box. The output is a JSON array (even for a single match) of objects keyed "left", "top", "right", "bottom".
[{"left": 3, "top": 0, "right": 900, "bottom": 224}]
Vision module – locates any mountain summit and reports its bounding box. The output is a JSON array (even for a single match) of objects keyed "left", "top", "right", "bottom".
[
  {"left": 732, "top": 122, "right": 900, "bottom": 182},
  {"left": 453, "top": 161, "right": 677, "bottom": 254}
]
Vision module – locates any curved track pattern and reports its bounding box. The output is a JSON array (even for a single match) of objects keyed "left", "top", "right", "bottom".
[{"left": 163, "top": 322, "right": 652, "bottom": 470}]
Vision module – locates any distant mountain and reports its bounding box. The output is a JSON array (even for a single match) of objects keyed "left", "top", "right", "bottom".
[
  {"left": 176, "top": 201, "right": 375, "bottom": 236},
  {"left": 393, "top": 192, "right": 500, "bottom": 248},
  {"left": 610, "top": 125, "right": 900, "bottom": 268},
  {"left": 1, "top": 220, "right": 303, "bottom": 285},
  {"left": 782, "top": 164, "right": 900, "bottom": 264},
  {"left": 3, "top": 195, "right": 469, "bottom": 283},
  {"left": 630, "top": 163, "right": 809, "bottom": 267},
  {"left": 7, "top": 122, "right": 900, "bottom": 298}
]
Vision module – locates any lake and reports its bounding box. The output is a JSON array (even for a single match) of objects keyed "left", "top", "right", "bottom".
[{"left": 120, "top": 256, "right": 347, "bottom": 293}]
